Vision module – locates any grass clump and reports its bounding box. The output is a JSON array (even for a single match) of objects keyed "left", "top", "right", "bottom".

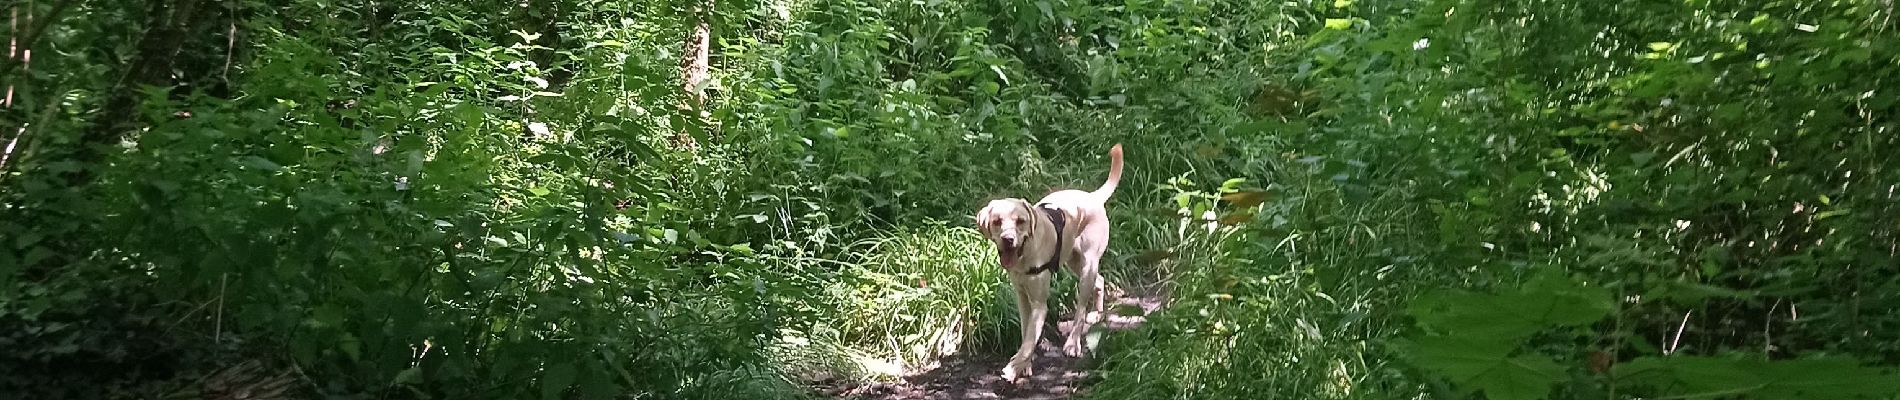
[
  {"left": 843, "top": 225, "right": 1014, "bottom": 372},
  {"left": 773, "top": 224, "right": 1015, "bottom": 384}
]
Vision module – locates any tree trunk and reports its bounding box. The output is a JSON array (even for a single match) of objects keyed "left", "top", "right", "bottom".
[
  {"left": 674, "top": 0, "right": 712, "bottom": 148},
  {"left": 70, "top": 0, "right": 215, "bottom": 186}
]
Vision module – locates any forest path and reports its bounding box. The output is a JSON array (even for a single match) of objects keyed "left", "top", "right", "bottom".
[{"left": 818, "top": 284, "right": 1169, "bottom": 399}]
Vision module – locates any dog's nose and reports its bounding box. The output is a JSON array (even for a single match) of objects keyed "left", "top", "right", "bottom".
[{"left": 1001, "top": 236, "right": 1017, "bottom": 247}]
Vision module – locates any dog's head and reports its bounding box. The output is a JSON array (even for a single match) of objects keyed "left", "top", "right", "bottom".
[{"left": 976, "top": 198, "right": 1037, "bottom": 269}]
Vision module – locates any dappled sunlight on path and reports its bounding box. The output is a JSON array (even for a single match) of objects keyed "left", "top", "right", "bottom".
[{"left": 818, "top": 286, "right": 1167, "bottom": 399}]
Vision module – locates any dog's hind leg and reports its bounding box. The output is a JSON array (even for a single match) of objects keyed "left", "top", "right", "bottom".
[{"left": 1064, "top": 255, "right": 1100, "bottom": 357}]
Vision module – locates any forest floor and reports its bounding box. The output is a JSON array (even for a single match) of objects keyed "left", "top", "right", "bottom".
[{"left": 814, "top": 284, "right": 1169, "bottom": 400}]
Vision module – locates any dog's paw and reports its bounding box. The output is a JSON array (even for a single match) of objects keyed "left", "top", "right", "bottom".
[
  {"left": 1000, "top": 359, "right": 1033, "bottom": 382},
  {"left": 1063, "top": 340, "right": 1087, "bottom": 357}
]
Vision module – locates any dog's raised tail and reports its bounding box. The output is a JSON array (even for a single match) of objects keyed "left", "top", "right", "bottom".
[{"left": 1093, "top": 143, "right": 1124, "bottom": 199}]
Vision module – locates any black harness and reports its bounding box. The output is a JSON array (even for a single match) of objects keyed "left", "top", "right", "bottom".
[{"left": 1027, "top": 205, "right": 1066, "bottom": 275}]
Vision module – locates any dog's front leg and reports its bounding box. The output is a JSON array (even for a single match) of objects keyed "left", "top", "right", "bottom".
[{"left": 1003, "top": 272, "right": 1050, "bottom": 381}]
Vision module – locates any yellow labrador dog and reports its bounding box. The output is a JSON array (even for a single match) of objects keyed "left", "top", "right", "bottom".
[{"left": 975, "top": 143, "right": 1123, "bottom": 381}]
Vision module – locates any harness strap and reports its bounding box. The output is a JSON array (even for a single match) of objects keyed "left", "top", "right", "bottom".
[{"left": 1027, "top": 205, "right": 1066, "bottom": 275}]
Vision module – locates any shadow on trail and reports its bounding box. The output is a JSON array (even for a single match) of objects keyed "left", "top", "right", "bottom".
[{"left": 820, "top": 287, "right": 1167, "bottom": 400}]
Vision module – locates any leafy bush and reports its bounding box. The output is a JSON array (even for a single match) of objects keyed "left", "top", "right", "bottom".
[{"left": 1091, "top": 0, "right": 1900, "bottom": 398}]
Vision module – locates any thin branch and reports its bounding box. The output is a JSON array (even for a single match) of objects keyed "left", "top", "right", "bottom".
[
  {"left": 1764, "top": 299, "right": 1780, "bottom": 356},
  {"left": 6, "top": 3, "right": 17, "bottom": 108},
  {"left": 215, "top": 273, "right": 227, "bottom": 342},
  {"left": 0, "top": 0, "right": 75, "bottom": 79},
  {"left": 1666, "top": 309, "right": 1692, "bottom": 355},
  {"left": 222, "top": 16, "right": 235, "bottom": 85},
  {"left": 0, "top": 89, "right": 62, "bottom": 174}
]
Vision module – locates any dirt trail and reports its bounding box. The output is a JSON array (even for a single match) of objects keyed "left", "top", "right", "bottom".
[{"left": 820, "top": 287, "right": 1168, "bottom": 400}]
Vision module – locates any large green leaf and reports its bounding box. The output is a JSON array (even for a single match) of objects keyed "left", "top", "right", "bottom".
[
  {"left": 1755, "top": 358, "right": 1900, "bottom": 398},
  {"left": 1616, "top": 356, "right": 1900, "bottom": 399},
  {"left": 1407, "top": 270, "right": 1613, "bottom": 341},
  {"left": 1399, "top": 335, "right": 1564, "bottom": 400}
]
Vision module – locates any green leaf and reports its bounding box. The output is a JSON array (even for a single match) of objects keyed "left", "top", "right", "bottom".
[
  {"left": 1477, "top": 356, "right": 1565, "bottom": 400},
  {"left": 1400, "top": 335, "right": 1510, "bottom": 382},
  {"left": 1219, "top": 178, "right": 1249, "bottom": 192},
  {"left": 1616, "top": 356, "right": 1900, "bottom": 399},
  {"left": 1220, "top": 191, "right": 1271, "bottom": 208},
  {"left": 1324, "top": 18, "right": 1353, "bottom": 30},
  {"left": 239, "top": 156, "right": 283, "bottom": 172},
  {"left": 340, "top": 334, "right": 362, "bottom": 362},
  {"left": 1755, "top": 358, "right": 1900, "bottom": 398},
  {"left": 578, "top": 369, "right": 620, "bottom": 400},
  {"left": 1653, "top": 280, "right": 1755, "bottom": 305},
  {"left": 1517, "top": 271, "right": 1615, "bottom": 326},
  {"left": 529, "top": 187, "right": 552, "bottom": 197},
  {"left": 542, "top": 363, "right": 577, "bottom": 400},
  {"left": 1408, "top": 271, "right": 1611, "bottom": 343},
  {"left": 392, "top": 367, "right": 423, "bottom": 385},
  {"left": 14, "top": 232, "right": 44, "bottom": 249},
  {"left": 1399, "top": 335, "right": 1562, "bottom": 400}
]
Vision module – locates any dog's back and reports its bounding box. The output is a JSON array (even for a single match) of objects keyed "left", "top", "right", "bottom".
[{"left": 1037, "top": 144, "right": 1123, "bottom": 207}]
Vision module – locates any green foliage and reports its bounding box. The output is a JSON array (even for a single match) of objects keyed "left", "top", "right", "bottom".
[
  {"left": 6, "top": 0, "right": 1900, "bottom": 398},
  {"left": 1090, "top": 0, "right": 1900, "bottom": 398},
  {"left": 1401, "top": 272, "right": 1900, "bottom": 400},
  {"left": 1398, "top": 271, "right": 1611, "bottom": 400},
  {"left": 1, "top": 1, "right": 803, "bottom": 398},
  {"left": 1406, "top": 272, "right": 1614, "bottom": 341},
  {"left": 1616, "top": 356, "right": 1900, "bottom": 399}
]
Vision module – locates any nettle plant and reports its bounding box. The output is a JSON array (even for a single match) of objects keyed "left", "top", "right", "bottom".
[{"left": 1399, "top": 270, "right": 1900, "bottom": 400}]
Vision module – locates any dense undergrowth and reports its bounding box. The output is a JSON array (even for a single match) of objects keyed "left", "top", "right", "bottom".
[{"left": 5, "top": 0, "right": 1900, "bottom": 399}]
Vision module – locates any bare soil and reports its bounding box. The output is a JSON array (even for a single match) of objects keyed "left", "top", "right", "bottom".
[{"left": 814, "top": 287, "right": 1167, "bottom": 400}]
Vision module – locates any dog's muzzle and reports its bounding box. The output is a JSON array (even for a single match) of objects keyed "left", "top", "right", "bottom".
[{"left": 997, "top": 236, "right": 1021, "bottom": 269}]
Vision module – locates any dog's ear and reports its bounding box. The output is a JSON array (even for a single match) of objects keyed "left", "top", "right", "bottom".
[{"left": 975, "top": 205, "right": 995, "bottom": 237}]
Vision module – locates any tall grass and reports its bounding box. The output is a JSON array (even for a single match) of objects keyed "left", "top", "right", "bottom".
[
  {"left": 1086, "top": 151, "right": 1446, "bottom": 399},
  {"left": 773, "top": 224, "right": 1016, "bottom": 383},
  {"left": 844, "top": 225, "right": 1015, "bottom": 370}
]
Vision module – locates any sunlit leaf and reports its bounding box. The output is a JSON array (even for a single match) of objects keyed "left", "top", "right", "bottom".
[{"left": 1221, "top": 191, "right": 1271, "bottom": 208}]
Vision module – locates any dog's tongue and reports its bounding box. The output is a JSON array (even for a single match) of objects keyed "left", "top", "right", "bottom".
[{"left": 998, "top": 246, "right": 1019, "bottom": 269}]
